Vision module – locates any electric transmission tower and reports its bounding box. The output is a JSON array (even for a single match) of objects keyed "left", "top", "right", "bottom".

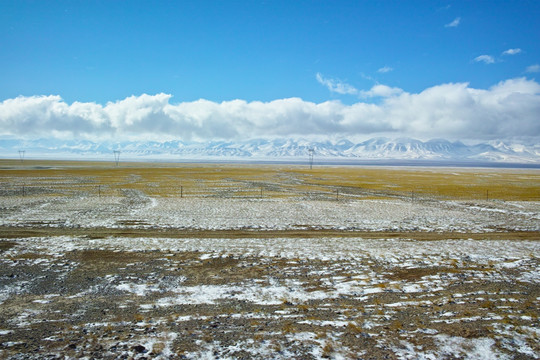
[
  {"left": 308, "top": 148, "right": 314, "bottom": 170},
  {"left": 18, "top": 150, "right": 25, "bottom": 163},
  {"left": 113, "top": 150, "right": 121, "bottom": 166}
]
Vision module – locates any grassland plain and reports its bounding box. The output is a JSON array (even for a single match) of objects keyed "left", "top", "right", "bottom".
[
  {"left": 0, "top": 159, "right": 539, "bottom": 359},
  {"left": 1, "top": 159, "right": 539, "bottom": 200}
]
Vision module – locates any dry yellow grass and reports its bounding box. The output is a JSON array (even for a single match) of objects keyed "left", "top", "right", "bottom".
[
  {"left": 296, "top": 166, "right": 540, "bottom": 201},
  {"left": 0, "top": 159, "right": 539, "bottom": 201}
]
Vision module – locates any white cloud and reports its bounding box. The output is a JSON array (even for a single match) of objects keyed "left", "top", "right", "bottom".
[
  {"left": 316, "top": 73, "right": 358, "bottom": 95},
  {"left": 0, "top": 95, "right": 110, "bottom": 138},
  {"left": 360, "top": 84, "right": 404, "bottom": 98},
  {"left": 317, "top": 72, "right": 400, "bottom": 99},
  {"left": 502, "top": 48, "right": 522, "bottom": 55},
  {"left": 1, "top": 78, "right": 539, "bottom": 142},
  {"left": 383, "top": 78, "right": 540, "bottom": 140},
  {"left": 445, "top": 17, "right": 461, "bottom": 28},
  {"left": 474, "top": 55, "right": 495, "bottom": 64},
  {"left": 377, "top": 66, "right": 393, "bottom": 73},
  {"left": 526, "top": 64, "right": 540, "bottom": 73}
]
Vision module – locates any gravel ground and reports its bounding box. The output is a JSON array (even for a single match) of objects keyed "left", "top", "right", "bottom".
[{"left": 0, "top": 236, "right": 539, "bottom": 359}]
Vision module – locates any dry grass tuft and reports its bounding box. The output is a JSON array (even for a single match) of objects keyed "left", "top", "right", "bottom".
[
  {"left": 322, "top": 341, "right": 335, "bottom": 358},
  {"left": 0, "top": 241, "right": 16, "bottom": 251},
  {"left": 346, "top": 322, "right": 363, "bottom": 334}
]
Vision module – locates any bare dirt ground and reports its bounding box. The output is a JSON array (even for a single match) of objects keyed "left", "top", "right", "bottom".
[{"left": 0, "top": 161, "right": 539, "bottom": 359}]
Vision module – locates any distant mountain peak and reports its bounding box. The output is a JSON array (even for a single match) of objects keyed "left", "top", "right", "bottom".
[{"left": 1, "top": 137, "right": 539, "bottom": 164}]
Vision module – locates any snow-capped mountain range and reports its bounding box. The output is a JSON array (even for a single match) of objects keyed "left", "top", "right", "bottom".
[{"left": 1, "top": 137, "right": 540, "bottom": 165}]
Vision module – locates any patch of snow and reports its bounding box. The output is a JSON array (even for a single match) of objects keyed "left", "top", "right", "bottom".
[
  {"left": 116, "top": 283, "right": 160, "bottom": 296},
  {"left": 435, "top": 335, "right": 511, "bottom": 360},
  {"left": 394, "top": 336, "right": 511, "bottom": 360}
]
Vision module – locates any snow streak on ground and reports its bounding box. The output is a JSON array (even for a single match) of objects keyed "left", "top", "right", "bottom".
[{"left": 0, "top": 236, "right": 538, "bottom": 359}]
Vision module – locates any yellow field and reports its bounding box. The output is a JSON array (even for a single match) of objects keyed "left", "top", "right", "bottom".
[{"left": 1, "top": 159, "right": 539, "bottom": 201}]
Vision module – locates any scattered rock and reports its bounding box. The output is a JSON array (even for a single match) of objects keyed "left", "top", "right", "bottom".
[{"left": 133, "top": 344, "right": 147, "bottom": 353}]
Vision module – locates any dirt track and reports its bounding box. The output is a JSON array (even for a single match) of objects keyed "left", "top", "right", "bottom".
[{"left": 0, "top": 225, "right": 539, "bottom": 241}]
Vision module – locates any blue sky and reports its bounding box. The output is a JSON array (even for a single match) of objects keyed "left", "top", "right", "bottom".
[{"left": 1, "top": 1, "right": 539, "bottom": 142}]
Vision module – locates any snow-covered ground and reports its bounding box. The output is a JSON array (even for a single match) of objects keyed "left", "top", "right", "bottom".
[{"left": 1, "top": 193, "right": 539, "bottom": 232}]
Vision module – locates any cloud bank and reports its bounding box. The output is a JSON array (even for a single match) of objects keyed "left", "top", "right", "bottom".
[{"left": 1, "top": 78, "right": 539, "bottom": 142}]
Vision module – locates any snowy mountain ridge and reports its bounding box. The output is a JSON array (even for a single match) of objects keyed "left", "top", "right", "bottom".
[{"left": 1, "top": 137, "right": 540, "bottom": 164}]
